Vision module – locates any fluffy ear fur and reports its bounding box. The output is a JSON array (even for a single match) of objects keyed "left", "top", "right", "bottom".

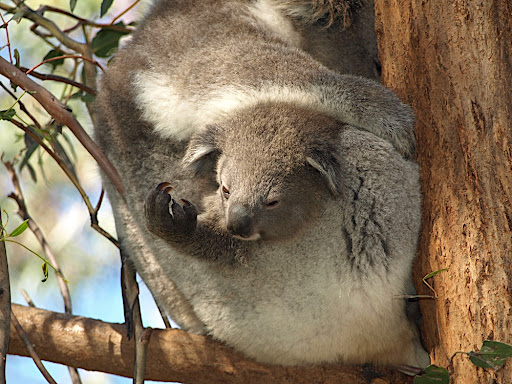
[
  {"left": 182, "top": 125, "right": 220, "bottom": 177},
  {"left": 306, "top": 144, "right": 343, "bottom": 196}
]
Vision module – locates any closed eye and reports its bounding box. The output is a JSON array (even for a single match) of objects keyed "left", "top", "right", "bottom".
[{"left": 266, "top": 200, "right": 280, "bottom": 209}]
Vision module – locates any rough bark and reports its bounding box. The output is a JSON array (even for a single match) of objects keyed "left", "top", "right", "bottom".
[
  {"left": 8, "top": 304, "right": 413, "bottom": 384},
  {"left": 374, "top": 1, "right": 512, "bottom": 383}
]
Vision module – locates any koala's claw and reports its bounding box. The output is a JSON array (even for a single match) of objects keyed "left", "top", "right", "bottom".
[{"left": 144, "top": 183, "right": 197, "bottom": 239}]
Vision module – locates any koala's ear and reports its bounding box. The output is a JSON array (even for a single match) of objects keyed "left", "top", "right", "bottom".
[
  {"left": 182, "top": 125, "right": 220, "bottom": 177},
  {"left": 306, "top": 146, "right": 343, "bottom": 196}
]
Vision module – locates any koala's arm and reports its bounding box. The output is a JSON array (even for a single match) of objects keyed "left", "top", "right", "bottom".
[
  {"left": 144, "top": 183, "right": 244, "bottom": 263},
  {"left": 324, "top": 74, "right": 416, "bottom": 158}
]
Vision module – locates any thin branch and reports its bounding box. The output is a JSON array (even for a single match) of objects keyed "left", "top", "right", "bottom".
[
  {"left": 0, "top": 2, "right": 98, "bottom": 96},
  {"left": 0, "top": 82, "right": 42, "bottom": 129},
  {"left": 4, "top": 161, "right": 72, "bottom": 314},
  {"left": 111, "top": 0, "right": 142, "bottom": 25},
  {"left": 17, "top": 289, "right": 81, "bottom": 384},
  {"left": 156, "top": 302, "right": 172, "bottom": 329},
  {"left": 37, "top": 5, "right": 134, "bottom": 33},
  {"left": 0, "top": 13, "right": 12, "bottom": 63},
  {"left": 0, "top": 208, "right": 10, "bottom": 384},
  {"left": 25, "top": 55, "right": 104, "bottom": 75},
  {"left": 20, "top": 289, "right": 36, "bottom": 308},
  {"left": 0, "top": 56, "right": 124, "bottom": 195},
  {"left": 0, "top": 2, "right": 86, "bottom": 55},
  {"left": 19, "top": 67, "right": 97, "bottom": 96},
  {"left": 10, "top": 312, "right": 57, "bottom": 384},
  {"left": 3, "top": 118, "right": 119, "bottom": 248},
  {"left": 122, "top": 256, "right": 148, "bottom": 383}
]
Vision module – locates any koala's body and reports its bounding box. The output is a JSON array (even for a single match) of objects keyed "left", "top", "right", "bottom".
[{"left": 95, "top": 0, "right": 430, "bottom": 367}]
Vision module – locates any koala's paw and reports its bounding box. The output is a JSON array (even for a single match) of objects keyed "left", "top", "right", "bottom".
[{"left": 144, "top": 182, "right": 198, "bottom": 239}]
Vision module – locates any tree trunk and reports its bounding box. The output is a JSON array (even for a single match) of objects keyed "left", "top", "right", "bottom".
[{"left": 374, "top": 1, "right": 512, "bottom": 383}]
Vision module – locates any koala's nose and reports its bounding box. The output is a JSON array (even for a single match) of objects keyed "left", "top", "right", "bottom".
[{"left": 227, "top": 204, "right": 254, "bottom": 238}]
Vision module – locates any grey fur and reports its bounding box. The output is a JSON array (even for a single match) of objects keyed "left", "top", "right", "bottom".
[{"left": 95, "top": 0, "right": 429, "bottom": 367}]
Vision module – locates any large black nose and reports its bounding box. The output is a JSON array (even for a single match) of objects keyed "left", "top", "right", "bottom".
[{"left": 227, "top": 204, "right": 253, "bottom": 238}]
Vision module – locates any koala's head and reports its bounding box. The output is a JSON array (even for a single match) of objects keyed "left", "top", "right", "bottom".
[{"left": 183, "top": 102, "right": 345, "bottom": 241}]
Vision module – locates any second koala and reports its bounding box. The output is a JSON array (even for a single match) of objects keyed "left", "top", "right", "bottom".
[{"left": 96, "top": 0, "right": 430, "bottom": 368}]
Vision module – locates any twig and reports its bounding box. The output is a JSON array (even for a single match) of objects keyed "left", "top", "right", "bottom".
[
  {"left": 0, "top": 82, "right": 42, "bottom": 129},
  {"left": 0, "top": 56, "right": 124, "bottom": 195},
  {"left": 156, "top": 302, "right": 172, "bottom": 329},
  {"left": 37, "top": 5, "right": 134, "bottom": 33},
  {"left": 0, "top": 207, "right": 11, "bottom": 384},
  {"left": 121, "top": 254, "right": 147, "bottom": 384},
  {"left": 19, "top": 67, "right": 97, "bottom": 95},
  {"left": 3, "top": 118, "right": 119, "bottom": 248},
  {"left": 0, "top": 13, "right": 12, "bottom": 63},
  {"left": 11, "top": 312, "right": 57, "bottom": 384},
  {"left": 25, "top": 55, "right": 104, "bottom": 75},
  {"left": 111, "top": 0, "right": 142, "bottom": 25},
  {"left": 5, "top": 162, "right": 72, "bottom": 313},
  {"left": 20, "top": 289, "right": 36, "bottom": 308}
]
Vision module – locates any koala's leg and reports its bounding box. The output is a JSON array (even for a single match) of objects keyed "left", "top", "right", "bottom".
[{"left": 144, "top": 182, "right": 244, "bottom": 263}]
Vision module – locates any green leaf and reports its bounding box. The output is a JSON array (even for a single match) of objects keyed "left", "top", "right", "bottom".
[
  {"left": 10, "top": 220, "right": 29, "bottom": 237},
  {"left": 100, "top": 0, "right": 114, "bottom": 17},
  {"left": 469, "top": 340, "right": 512, "bottom": 369},
  {"left": 41, "top": 262, "right": 49, "bottom": 282},
  {"left": 43, "top": 49, "right": 65, "bottom": 70},
  {"left": 19, "top": 130, "right": 40, "bottom": 180},
  {"left": 81, "top": 93, "right": 96, "bottom": 103},
  {"left": 0, "top": 109, "right": 16, "bottom": 121},
  {"left": 14, "top": 49, "right": 20, "bottom": 68},
  {"left": 91, "top": 23, "right": 130, "bottom": 58},
  {"left": 414, "top": 365, "right": 450, "bottom": 384},
  {"left": 423, "top": 268, "right": 449, "bottom": 280},
  {"left": 70, "top": 0, "right": 78, "bottom": 12}
]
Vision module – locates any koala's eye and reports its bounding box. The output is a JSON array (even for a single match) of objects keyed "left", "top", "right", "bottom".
[
  {"left": 266, "top": 200, "right": 280, "bottom": 209},
  {"left": 222, "top": 185, "right": 230, "bottom": 199}
]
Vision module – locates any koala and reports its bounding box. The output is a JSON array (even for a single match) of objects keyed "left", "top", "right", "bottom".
[{"left": 95, "top": 0, "right": 430, "bottom": 368}]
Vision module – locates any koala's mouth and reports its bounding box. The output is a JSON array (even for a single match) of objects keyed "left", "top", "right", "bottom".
[{"left": 233, "top": 233, "right": 261, "bottom": 241}]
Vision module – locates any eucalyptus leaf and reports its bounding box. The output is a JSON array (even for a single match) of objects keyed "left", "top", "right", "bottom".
[
  {"left": 41, "top": 262, "right": 49, "bottom": 282},
  {"left": 414, "top": 365, "right": 450, "bottom": 384},
  {"left": 0, "top": 109, "right": 16, "bottom": 121},
  {"left": 91, "top": 23, "right": 130, "bottom": 58},
  {"left": 10, "top": 220, "right": 29, "bottom": 237},
  {"left": 469, "top": 340, "right": 512, "bottom": 369},
  {"left": 14, "top": 49, "right": 20, "bottom": 67},
  {"left": 43, "top": 49, "right": 65, "bottom": 70},
  {"left": 423, "top": 268, "right": 449, "bottom": 280},
  {"left": 100, "top": 0, "right": 114, "bottom": 17}
]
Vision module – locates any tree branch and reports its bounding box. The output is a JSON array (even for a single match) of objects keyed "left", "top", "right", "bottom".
[
  {"left": 0, "top": 56, "right": 124, "bottom": 195},
  {"left": 8, "top": 304, "right": 414, "bottom": 384}
]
